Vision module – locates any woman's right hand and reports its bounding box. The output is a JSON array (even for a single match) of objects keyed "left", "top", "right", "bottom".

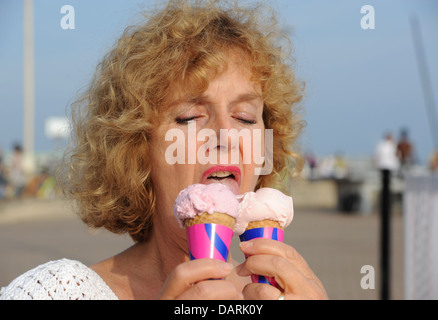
[{"left": 157, "top": 258, "right": 244, "bottom": 300}]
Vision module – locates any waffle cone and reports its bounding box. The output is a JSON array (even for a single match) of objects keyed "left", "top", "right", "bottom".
[
  {"left": 246, "top": 219, "right": 283, "bottom": 230},
  {"left": 184, "top": 212, "right": 235, "bottom": 229}
]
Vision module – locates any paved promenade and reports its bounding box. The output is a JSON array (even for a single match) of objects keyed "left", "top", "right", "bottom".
[{"left": 0, "top": 197, "right": 403, "bottom": 299}]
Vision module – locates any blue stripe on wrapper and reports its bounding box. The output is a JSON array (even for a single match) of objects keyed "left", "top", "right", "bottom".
[
  {"left": 239, "top": 227, "right": 281, "bottom": 241},
  {"left": 239, "top": 228, "right": 265, "bottom": 241},
  {"left": 204, "top": 224, "right": 229, "bottom": 261},
  {"left": 272, "top": 228, "right": 278, "bottom": 240},
  {"left": 255, "top": 275, "right": 270, "bottom": 284},
  {"left": 239, "top": 227, "right": 283, "bottom": 287}
]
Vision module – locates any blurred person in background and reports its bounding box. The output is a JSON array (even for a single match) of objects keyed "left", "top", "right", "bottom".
[
  {"left": 0, "top": 147, "right": 7, "bottom": 199},
  {"left": 9, "top": 144, "right": 26, "bottom": 198},
  {"left": 305, "top": 151, "right": 317, "bottom": 180},
  {"left": 429, "top": 151, "right": 438, "bottom": 171},
  {"left": 375, "top": 133, "right": 399, "bottom": 173},
  {"left": 396, "top": 128, "right": 414, "bottom": 177}
]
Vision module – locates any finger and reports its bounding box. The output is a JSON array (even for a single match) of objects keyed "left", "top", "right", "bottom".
[
  {"left": 243, "top": 284, "right": 324, "bottom": 301},
  {"left": 159, "top": 259, "right": 233, "bottom": 299},
  {"left": 238, "top": 254, "right": 328, "bottom": 299},
  {"left": 240, "top": 239, "right": 316, "bottom": 280},
  {"left": 236, "top": 254, "right": 310, "bottom": 294},
  {"left": 242, "top": 283, "right": 281, "bottom": 300},
  {"left": 178, "top": 280, "right": 244, "bottom": 300}
]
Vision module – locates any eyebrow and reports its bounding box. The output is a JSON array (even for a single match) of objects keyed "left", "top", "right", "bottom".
[
  {"left": 228, "top": 93, "right": 263, "bottom": 108},
  {"left": 169, "top": 92, "right": 263, "bottom": 109}
]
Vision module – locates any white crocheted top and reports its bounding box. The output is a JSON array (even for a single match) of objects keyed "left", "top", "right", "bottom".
[{"left": 0, "top": 259, "right": 118, "bottom": 300}]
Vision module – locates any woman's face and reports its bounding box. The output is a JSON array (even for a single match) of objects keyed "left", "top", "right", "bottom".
[{"left": 149, "top": 56, "right": 265, "bottom": 227}]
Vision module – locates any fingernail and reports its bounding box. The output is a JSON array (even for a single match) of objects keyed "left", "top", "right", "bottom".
[
  {"left": 221, "top": 262, "right": 233, "bottom": 271},
  {"left": 235, "top": 263, "right": 243, "bottom": 274},
  {"left": 240, "top": 241, "right": 253, "bottom": 249}
]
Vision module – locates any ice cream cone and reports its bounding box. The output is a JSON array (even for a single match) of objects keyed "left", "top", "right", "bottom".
[
  {"left": 173, "top": 184, "right": 240, "bottom": 263},
  {"left": 240, "top": 219, "right": 285, "bottom": 243},
  {"left": 240, "top": 219, "right": 285, "bottom": 287},
  {"left": 234, "top": 188, "right": 294, "bottom": 287},
  {"left": 184, "top": 212, "right": 236, "bottom": 229},
  {"left": 185, "top": 212, "right": 235, "bottom": 262},
  {"left": 245, "top": 219, "right": 282, "bottom": 230}
]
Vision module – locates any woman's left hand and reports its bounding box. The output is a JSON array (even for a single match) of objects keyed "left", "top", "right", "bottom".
[{"left": 236, "top": 238, "right": 328, "bottom": 300}]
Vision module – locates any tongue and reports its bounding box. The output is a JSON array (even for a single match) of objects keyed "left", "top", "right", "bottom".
[{"left": 204, "top": 177, "right": 240, "bottom": 195}]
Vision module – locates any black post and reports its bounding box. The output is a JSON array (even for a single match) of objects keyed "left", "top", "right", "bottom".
[{"left": 380, "top": 169, "right": 391, "bottom": 300}]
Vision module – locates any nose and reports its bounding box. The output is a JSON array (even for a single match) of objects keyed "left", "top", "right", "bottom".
[
  {"left": 213, "top": 109, "right": 237, "bottom": 149},
  {"left": 204, "top": 109, "right": 239, "bottom": 164},
  {"left": 211, "top": 108, "right": 232, "bottom": 132}
]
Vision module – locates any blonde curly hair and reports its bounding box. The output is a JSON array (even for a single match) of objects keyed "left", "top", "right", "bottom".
[{"left": 59, "top": 0, "right": 305, "bottom": 242}]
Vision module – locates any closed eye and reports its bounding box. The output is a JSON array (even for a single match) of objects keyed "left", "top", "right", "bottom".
[
  {"left": 236, "top": 117, "right": 256, "bottom": 125},
  {"left": 175, "top": 116, "right": 200, "bottom": 124}
]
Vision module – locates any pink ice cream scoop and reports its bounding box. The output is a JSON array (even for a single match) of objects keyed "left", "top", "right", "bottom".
[
  {"left": 173, "top": 183, "right": 240, "bottom": 228},
  {"left": 174, "top": 183, "right": 240, "bottom": 262},
  {"left": 234, "top": 187, "right": 294, "bottom": 235}
]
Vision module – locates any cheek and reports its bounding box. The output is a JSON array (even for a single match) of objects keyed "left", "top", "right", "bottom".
[
  {"left": 240, "top": 168, "right": 259, "bottom": 193},
  {"left": 240, "top": 126, "right": 265, "bottom": 192},
  {"left": 150, "top": 131, "right": 198, "bottom": 191},
  {"left": 239, "top": 124, "right": 265, "bottom": 163}
]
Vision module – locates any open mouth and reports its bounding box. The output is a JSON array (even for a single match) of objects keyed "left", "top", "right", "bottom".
[
  {"left": 201, "top": 166, "right": 241, "bottom": 195},
  {"left": 207, "top": 171, "right": 236, "bottom": 181}
]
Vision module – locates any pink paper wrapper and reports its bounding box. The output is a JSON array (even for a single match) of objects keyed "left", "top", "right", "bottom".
[
  {"left": 186, "top": 223, "right": 233, "bottom": 261},
  {"left": 239, "top": 227, "right": 285, "bottom": 287}
]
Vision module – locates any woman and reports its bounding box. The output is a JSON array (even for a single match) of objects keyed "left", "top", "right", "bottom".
[{"left": 0, "top": 0, "right": 327, "bottom": 300}]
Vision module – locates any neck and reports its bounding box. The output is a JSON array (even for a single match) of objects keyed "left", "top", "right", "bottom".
[
  {"left": 92, "top": 216, "right": 188, "bottom": 300},
  {"left": 148, "top": 220, "right": 189, "bottom": 279},
  {"left": 125, "top": 219, "right": 188, "bottom": 299}
]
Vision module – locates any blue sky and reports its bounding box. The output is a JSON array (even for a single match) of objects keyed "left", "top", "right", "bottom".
[{"left": 1, "top": 0, "right": 437, "bottom": 164}]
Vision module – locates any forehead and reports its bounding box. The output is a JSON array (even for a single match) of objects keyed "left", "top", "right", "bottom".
[{"left": 165, "top": 54, "right": 261, "bottom": 109}]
